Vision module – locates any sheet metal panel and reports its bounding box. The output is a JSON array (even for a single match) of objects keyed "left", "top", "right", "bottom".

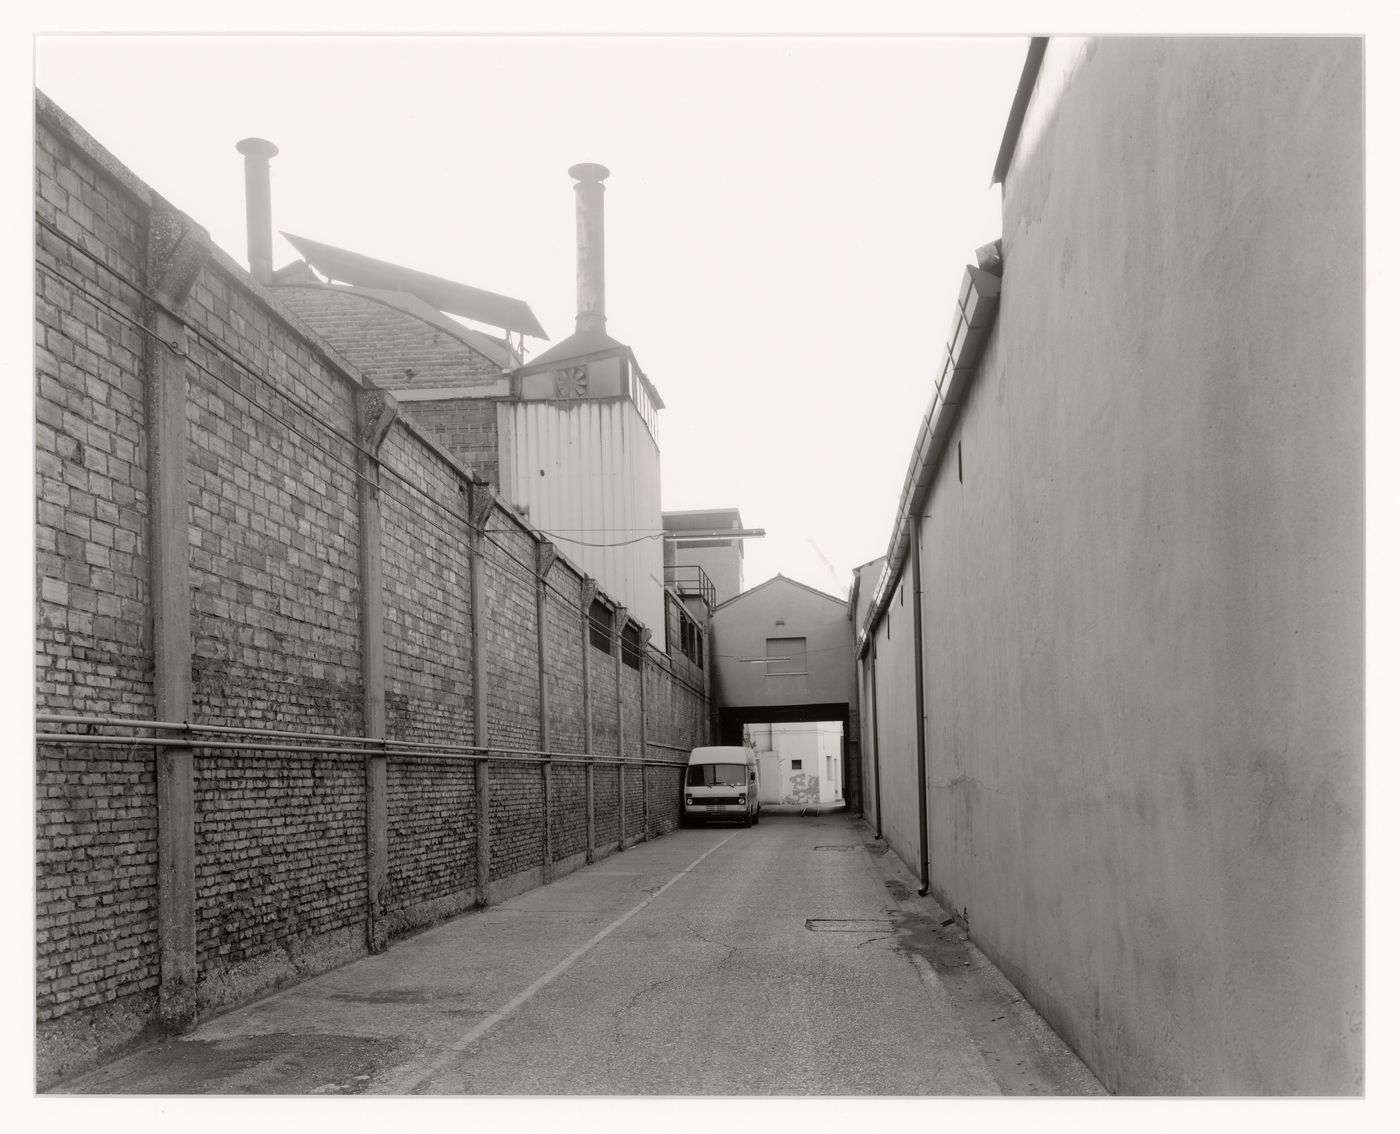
[{"left": 500, "top": 399, "right": 664, "bottom": 637}]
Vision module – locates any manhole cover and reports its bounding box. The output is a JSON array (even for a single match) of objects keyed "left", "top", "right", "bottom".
[
  {"left": 805, "top": 918, "right": 893, "bottom": 933},
  {"left": 812, "top": 845, "right": 855, "bottom": 852}
]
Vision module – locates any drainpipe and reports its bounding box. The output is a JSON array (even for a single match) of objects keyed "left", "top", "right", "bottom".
[
  {"left": 235, "top": 137, "right": 278, "bottom": 285},
  {"left": 869, "top": 636, "right": 883, "bottom": 840},
  {"left": 910, "top": 515, "right": 931, "bottom": 896}
]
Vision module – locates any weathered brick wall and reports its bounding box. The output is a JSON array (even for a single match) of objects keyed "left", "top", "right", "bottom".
[
  {"left": 647, "top": 765, "right": 686, "bottom": 838},
  {"left": 385, "top": 757, "right": 478, "bottom": 923},
  {"left": 399, "top": 398, "right": 501, "bottom": 488},
  {"left": 545, "top": 567, "right": 587, "bottom": 754},
  {"left": 379, "top": 425, "right": 473, "bottom": 743},
  {"left": 34, "top": 95, "right": 710, "bottom": 1084},
  {"left": 646, "top": 654, "right": 707, "bottom": 752},
  {"left": 35, "top": 748, "right": 159, "bottom": 1028},
  {"left": 274, "top": 287, "right": 504, "bottom": 391},
  {"left": 194, "top": 753, "right": 366, "bottom": 1012},
  {"left": 594, "top": 764, "right": 622, "bottom": 845},
  {"left": 624, "top": 765, "right": 645, "bottom": 837},
  {"left": 592, "top": 648, "right": 620, "bottom": 756},
  {"left": 183, "top": 270, "right": 363, "bottom": 735},
  {"left": 489, "top": 762, "right": 545, "bottom": 881},
  {"left": 621, "top": 658, "right": 644, "bottom": 758},
  {"left": 550, "top": 764, "right": 589, "bottom": 860},
  {"left": 35, "top": 118, "right": 152, "bottom": 721},
  {"left": 35, "top": 113, "right": 162, "bottom": 1066},
  {"left": 482, "top": 521, "right": 542, "bottom": 751}
]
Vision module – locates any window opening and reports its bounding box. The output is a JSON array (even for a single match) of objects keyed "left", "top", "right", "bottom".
[{"left": 589, "top": 598, "right": 612, "bottom": 653}]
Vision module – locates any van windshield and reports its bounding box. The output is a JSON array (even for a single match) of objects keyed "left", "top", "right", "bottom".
[{"left": 687, "top": 763, "right": 747, "bottom": 787}]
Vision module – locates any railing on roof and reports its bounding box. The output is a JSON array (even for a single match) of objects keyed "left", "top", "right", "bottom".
[{"left": 665, "top": 564, "right": 716, "bottom": 610}]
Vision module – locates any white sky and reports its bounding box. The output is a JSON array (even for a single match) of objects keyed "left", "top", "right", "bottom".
[{"left": 32, "top": 31, "right": 1026, "bottom": 600}]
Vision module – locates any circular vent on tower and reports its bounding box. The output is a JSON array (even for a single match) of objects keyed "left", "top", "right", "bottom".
[{"left": 554, "top": 366, "right": 588, "bottom": 398}]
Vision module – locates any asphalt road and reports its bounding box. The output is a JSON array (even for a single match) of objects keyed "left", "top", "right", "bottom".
[{"left": 55, "top": 810, "right": 1105, "bottom": 1096}]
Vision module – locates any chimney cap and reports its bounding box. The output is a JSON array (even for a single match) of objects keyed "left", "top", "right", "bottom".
[
  {"left": 568, "top": 162, "right": 610, "bottom": 184},
  {"left": 236, "top": 137, "right": 279, "bottom": 159}
]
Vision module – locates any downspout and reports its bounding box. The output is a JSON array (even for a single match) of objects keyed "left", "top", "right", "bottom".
[
  {"left": 910, "top": 514, "right": 931, "bottom": 896},
  {"left": 869, "top": 635, "right": 883, "bottom": 840}
]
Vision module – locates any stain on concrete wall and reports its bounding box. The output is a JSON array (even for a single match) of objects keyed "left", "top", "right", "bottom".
[{"left": 786, "top": 772, "right": 820, "bottom": 805}]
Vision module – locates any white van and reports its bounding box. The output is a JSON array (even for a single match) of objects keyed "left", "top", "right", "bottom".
[{"left": 681, "top": 745, "right": 760, "bottom": 827}]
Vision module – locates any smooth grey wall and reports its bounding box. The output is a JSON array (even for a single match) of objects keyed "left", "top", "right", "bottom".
[
  {"left": 868, "top": 37, "right": 1362, "bottom": 1095},
  {"left": 711, "top": 576, "right": 855, "bottom": 710}
]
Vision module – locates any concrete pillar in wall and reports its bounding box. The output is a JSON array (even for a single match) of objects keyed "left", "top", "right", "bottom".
[
  {"left": 536, "top": 541, "right": 556, "bottom": 881},
  {"left": 536, "top": 541, "right": 556, "bottom": 751},
  {"left": 580, "top": 579, "right": 598, "bottom": 862},
  {"left": 614, "top": 606, "right": 628, "bottom": 849},
  {"left": 639, "top": 628, "right": 652, "bottom": 840},
  {"left": 143, "top": 203, "right": 210, "bottom": 1035},
  {"left": 468, "top": 483, "right": 495, "bottom": 902},
  {"left": 355, "top": 388, "right": 398, "bottom": 953}
]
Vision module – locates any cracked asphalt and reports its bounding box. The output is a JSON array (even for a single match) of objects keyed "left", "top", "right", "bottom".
[{"left": 53, "top": 810, "right": 1105, "bottom": 1096}]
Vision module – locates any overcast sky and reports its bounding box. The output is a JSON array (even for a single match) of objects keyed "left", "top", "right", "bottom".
[{"left": 33, "top": 32, "right": 1028, "bottom": 600}]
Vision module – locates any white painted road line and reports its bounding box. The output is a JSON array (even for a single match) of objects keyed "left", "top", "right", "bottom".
[{"left": 387, "top": 831, "right": 741, "bottom": 1093}]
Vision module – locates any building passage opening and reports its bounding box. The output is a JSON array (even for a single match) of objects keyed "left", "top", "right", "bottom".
[{"left": 744, "top": 720, "right": 845, "bottom": 808}]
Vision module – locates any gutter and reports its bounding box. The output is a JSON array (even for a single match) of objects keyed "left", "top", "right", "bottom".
[
  {"left": 991, "top": 37, "right": 1050, "bottom": 187},
  {"left": 910, "top": 514, "right": 931, "bottom": 895},
  {"left": 856, "top": 261, "right": 1002, "bottom": 660},
  {"left": 869, "top": 636, "right": 883, "bottom": 839}
]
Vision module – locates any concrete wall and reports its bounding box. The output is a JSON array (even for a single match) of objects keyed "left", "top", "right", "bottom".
[
  {"left": 860, "top": 37, "right": 1362, "bottom": 1094},
  {"left": 672, "top": 542, "right": 744, "bottom": 606},
  {"left": 866, "top": 563, "right": 921, "bottom": 876},
  {"left": 711, "top": 575, "right": 856, "bottom": 710},
  {"left": 33, "top": 95, "right": 708, "bottom": 1086}
]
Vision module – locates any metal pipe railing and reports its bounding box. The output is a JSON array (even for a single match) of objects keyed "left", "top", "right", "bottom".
[{"left": 35, "top": 714, "right": 691, "bottom": 768}]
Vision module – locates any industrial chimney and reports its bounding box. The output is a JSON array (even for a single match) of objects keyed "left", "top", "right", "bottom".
[
  {"left": 568, "top": 163, "right": 609, "bottom": 335},
  {"left": 235, "top": 137, "right": 279, "bottom": 285}
]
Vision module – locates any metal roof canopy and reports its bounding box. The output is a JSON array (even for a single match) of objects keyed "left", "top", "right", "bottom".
[{"left": 281, "top": 231, "right": 548, "bottom": 340}]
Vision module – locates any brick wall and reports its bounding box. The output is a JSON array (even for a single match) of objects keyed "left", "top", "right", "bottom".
[
  {"left": 594, "top": 764, "right": 622, "bottom": 846},
  {"left": 35, "top": 120, "right": 152, "bottom": 720},
  {"left": 621, "top": 658, "right": 644, "bottom": 758},
  {"left": 34, "top": 95, "right": 709, "bottom": 1085},
  {"left": 550, "top": 764, "right": 589, "bottom": 861},
  {"left": 647, "top": 765, "right": 685, "bottom": 838},
  {"left": 624, "top": 765, "right": 645, "bottom": 837},
  {"left": 545, "top": 567, "right": 587, "bottom": 754},
  {"left": 194, "top": 753, "right": 366, "bottom": 1013},
  {"left": 482, "top": 522, "right": 542, "bottom": 751},
  {"left": 385, "top": 756, "right": 478, "bottom": 929},
  {"left": 592, "top": 646, "right": 620, "bottom": 756},
  {"left": 274, "top": 287, "right": 504, "bottom": 391},
  {"left": 489, "top": 762, "right": 545, "bottom": 881},
  {"left": 183, "top": 273, "right": 363, "bottom": 735},
  {"left": 35, "top": 748, "right": 159, "bottom": 1024},
  {"left": 379, "top": 427, "right": 473, "bottom": 744},
  {"left": 399, "top": 398, "right": 501, "bottom": 488}
]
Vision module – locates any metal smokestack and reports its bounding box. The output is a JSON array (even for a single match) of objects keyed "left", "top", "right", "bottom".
[
  {"left": 235, "top": 137, "right": 279, "bottom": 285},
  {"left": 568, "top": 163, "right": 610, "bottom": 334}
]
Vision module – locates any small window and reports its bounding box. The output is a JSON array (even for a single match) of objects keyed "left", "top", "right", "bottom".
[
  {"left": 791, "top": 759, "right": 803, "bottom": 771},
  {"left": 621, "top": 621, "right": 642, "bottom": 670},
  {"left": 765, "top": 636, "right": 807, "bottom": 675},
  {"left": 589, "top": 598, "right": 612, "bottom": 654}
]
